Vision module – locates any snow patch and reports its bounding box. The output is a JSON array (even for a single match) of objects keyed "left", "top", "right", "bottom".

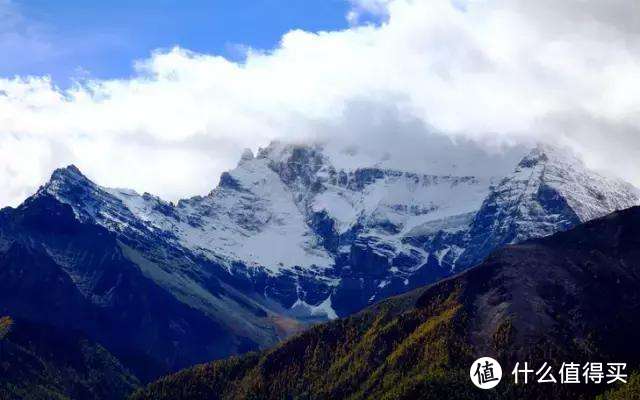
[{"left": 290, "top": 295, "right": 338, "bottom": 320}]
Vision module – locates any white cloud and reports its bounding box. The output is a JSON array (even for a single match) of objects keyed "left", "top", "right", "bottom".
[{"left": 0, "top": 0, "right": 639, "bottom": 206}]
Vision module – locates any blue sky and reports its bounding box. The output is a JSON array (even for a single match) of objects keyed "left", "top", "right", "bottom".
[{"left": 2, "top": 0, "right": 352, "bottom": 86}]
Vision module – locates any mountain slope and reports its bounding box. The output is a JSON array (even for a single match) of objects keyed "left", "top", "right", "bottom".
[
  {"left": 260, "top": 142, "right": 494, "bottom": 315},
  {"left": 456, "top": 145, "right": 640, "bottom": 269},
  {"left": 0, "top": 195, "right": 289, "bottom": 383},
  {"left": 131, "top": 205, "right": 640, "bottom": 400},
  {"left": 0, "top": 317, "right": 139, "bottom": 400}
]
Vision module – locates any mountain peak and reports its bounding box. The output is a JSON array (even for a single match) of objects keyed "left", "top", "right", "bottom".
[
  {"left": 239, "top": 148, "right": 255, "bottom": 164},
  {"left": 50, "top": 164, "right": 88, "bottom": 182},
  {"left": 44, "top": 164, "right": 94, "bottom": 195},
  {"left": 457, "top": 142, "right": 640, "bottom": 270},
  {"left": 34, "top": 164, "right": 109, "bottom": 223},
  {"left": 517, "top": 146, "right": 548, "bottom": 168},
  {"left": 257, "top": 141, "right": 324, "bottom": 163},
  {"left": 517, "top": 144, "right": 582, "bottom": 170}
]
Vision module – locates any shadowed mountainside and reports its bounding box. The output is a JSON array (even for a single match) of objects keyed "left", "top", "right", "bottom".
[
  {"left": 0, "top": 317, "right": 139, "bottom": 400},
  {"left": 0, "top": 193, "right": 289, "bottom": 384}
]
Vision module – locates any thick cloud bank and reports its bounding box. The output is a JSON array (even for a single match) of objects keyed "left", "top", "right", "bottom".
[{"left": 0, "top": 0, "right": 639, "bottom": 206}]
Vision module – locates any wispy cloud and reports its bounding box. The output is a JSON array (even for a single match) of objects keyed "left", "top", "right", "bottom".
[
  {"left": 0, "top": 0, "right": 57, "bottom": 75},
  {"left": 346, "top": 0, "right": 391, "bottom": 24}
]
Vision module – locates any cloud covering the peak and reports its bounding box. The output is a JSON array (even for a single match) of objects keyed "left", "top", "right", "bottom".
[{"left": 0, "top": 0, "right": 639, "bottom": 206}]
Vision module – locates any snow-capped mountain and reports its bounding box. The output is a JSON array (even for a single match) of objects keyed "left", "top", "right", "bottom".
[
  {"left": 32, "top": 141, "right": 640, "bottom": 319},
  {"left": 456, "top": 145, "right": 640, "bottom": 269},
  {"left": 2, "top": 139, "right": 638, "bottom": 379}
]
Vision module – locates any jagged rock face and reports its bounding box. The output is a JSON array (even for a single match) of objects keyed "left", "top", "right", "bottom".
[
  {"left": 1, "top": 140, "right": 638, "bottom": 384},
  {"left": 456, "top": 146, "right": 640, "bottom": 269},
  {"left": 26, "top": 142, "right": 640, "bottom": 320},
  {"left": 254, "top": 142, "right": 497, "bottom": 313},
  {"left": 0, "top": 196, "right": 273, "bottom": 382},
  {"left": 250, "top": 142, "right": 639, "bottom": 314}
]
